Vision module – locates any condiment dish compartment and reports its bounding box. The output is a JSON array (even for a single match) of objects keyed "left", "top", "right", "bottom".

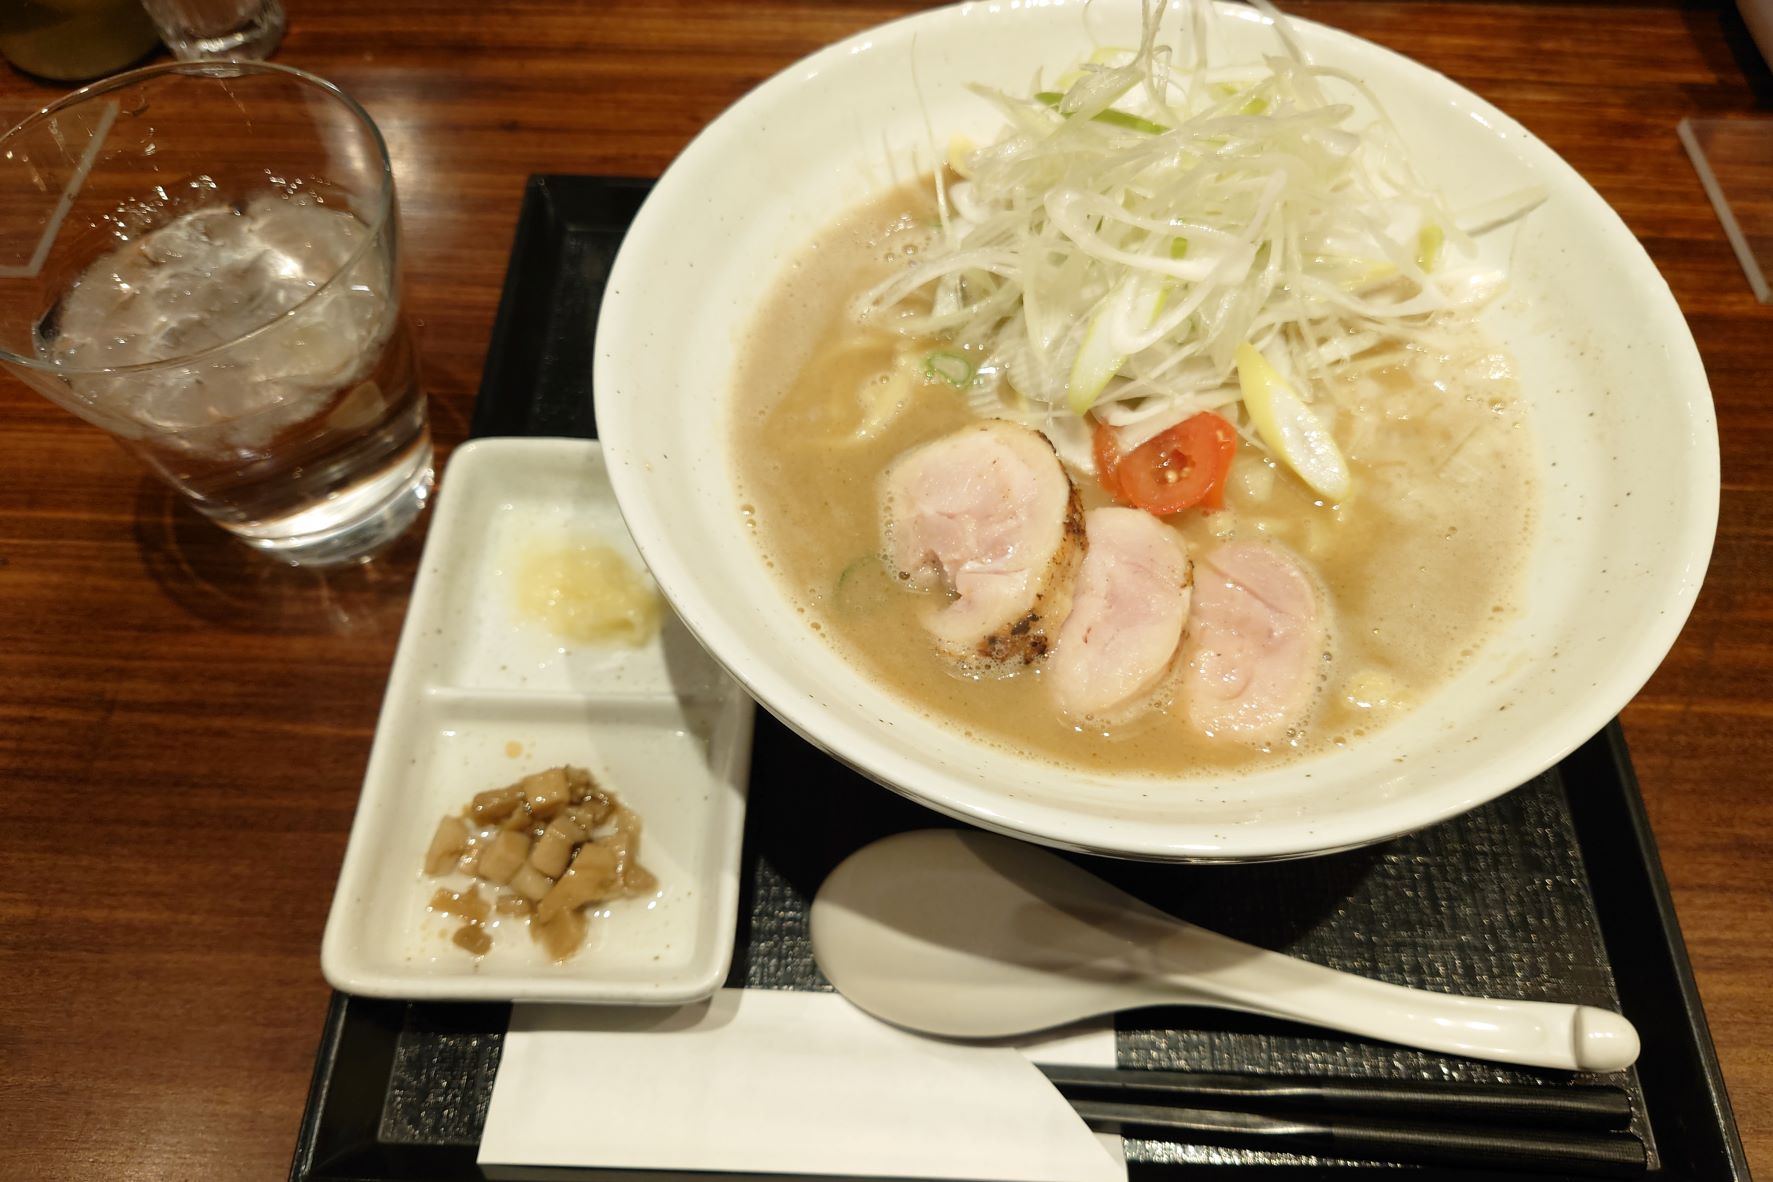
[
  {"left": 322, "top": 438, "right": 754, "bottom": 1003},
  {"left": 408, "top": 437, "right": 721, "bottom": 698}
]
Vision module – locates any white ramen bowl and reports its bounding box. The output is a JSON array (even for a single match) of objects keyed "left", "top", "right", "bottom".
[{"left": 596, "top": 0, "right": 1717, "bottom": 860}]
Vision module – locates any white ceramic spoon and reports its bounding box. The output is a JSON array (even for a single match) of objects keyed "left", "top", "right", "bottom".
[{"left": 810, "top": 829, "right": 1640, "bottom": 1072}]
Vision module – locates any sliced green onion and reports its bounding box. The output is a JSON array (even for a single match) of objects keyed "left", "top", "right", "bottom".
[
  {"left": 835, "top": 556, "right": 868, "bottom": 594},
  {"left": 924, "top": 351, "right": 975, "bottom": 388},
  {"left": 833, "top": 555, "right": 890, "bottom": 613},
  {"left": 1067, "top": 237, "right": 1191, "bottom": 414},
  {"left": 1033, "top": 91, "right": 1168, "bottom": 136},
  {"left": 1063, "top": 233, "right": 1191, "bottom": 414},
  {"left": 853, "top": 1, "right": 1523, "bottom": 469},
  {"left": 1068, "top": 274, "right": 1169, "bottom": 413},
  {"left": 1416, "top": 223, "right": 1444, "bottom": 272},
  {"left": 1236, "top": 342, "right": 1351, "bottom": 501}
]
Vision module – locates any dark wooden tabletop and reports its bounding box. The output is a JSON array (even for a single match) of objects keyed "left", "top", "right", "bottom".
[{"left": 1, "top": 1, "right": 1767, "bottom": 1178}]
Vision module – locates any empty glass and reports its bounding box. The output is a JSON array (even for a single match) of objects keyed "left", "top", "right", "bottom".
[{"left": 0, "top": 62, "right": 432, "bottom": 566}]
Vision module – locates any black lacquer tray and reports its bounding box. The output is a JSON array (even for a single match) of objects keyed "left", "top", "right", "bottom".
[{"left": 288, "top": 176, "right": 1751, "bottom": 1182}]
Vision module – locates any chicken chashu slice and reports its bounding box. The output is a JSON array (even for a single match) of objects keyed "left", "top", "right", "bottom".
[
  {"left": 1048, "top": 507, "right": 1193, "bottom": 724},
  {"left": 1179, "top": 540, "right": 1330, "bottom": 744},
  {"left": 880, "top": 421, "right": 1084, "bottom": 666}
]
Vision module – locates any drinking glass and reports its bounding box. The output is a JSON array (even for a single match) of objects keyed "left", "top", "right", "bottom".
[
  {"left": 0, "top": 61, "right": 431, "bottom": 566},
  {"left": 139, "top": 0, "right": 285, "bottom": 62}
]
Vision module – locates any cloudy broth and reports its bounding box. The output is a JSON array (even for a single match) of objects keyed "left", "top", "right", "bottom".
[{"left": 732, "top": 186, "right": 1535, "bottom": 776}]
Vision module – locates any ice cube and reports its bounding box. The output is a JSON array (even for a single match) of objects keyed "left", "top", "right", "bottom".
[{"left": 50, "top": 193, "right": 393, "bottom": 459}]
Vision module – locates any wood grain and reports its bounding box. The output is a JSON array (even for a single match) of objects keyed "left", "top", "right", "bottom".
[{"left": 0, "top": 2, "right": 1767, "bottom": 1178}]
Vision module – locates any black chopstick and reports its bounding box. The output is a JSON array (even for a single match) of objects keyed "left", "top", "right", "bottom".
[
  {"left": 1069, "top": 1099, "right": 1647, "bottom": 1177},
  {"left": 1039, "top": 1063, "right": 1634, "bottom": 1130}
]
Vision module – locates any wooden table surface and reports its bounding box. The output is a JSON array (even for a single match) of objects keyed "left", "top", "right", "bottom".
[{"left": 1, "top": 1, "right": 1767, "bottom": 1177}]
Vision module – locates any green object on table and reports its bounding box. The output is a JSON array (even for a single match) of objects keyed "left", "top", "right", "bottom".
[{"left": 0, "top": 0, "right": 160, "bottom": 82}]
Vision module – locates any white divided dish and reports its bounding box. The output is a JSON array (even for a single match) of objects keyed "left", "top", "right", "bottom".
[{"left": 322, "top": 438, "right": 754, "bottom": 1002}]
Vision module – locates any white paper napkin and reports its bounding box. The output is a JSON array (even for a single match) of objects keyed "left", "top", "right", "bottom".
[{"left": 479, "top": 989, "right": 1125, "bottom": 1182}]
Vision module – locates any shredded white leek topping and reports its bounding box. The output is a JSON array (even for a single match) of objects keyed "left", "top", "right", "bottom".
[{"left": 855, "top": 0, "right": 1541, "bottom": 499}]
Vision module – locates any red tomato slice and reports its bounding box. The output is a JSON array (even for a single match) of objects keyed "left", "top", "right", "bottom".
[{"left": 1096, "top": 412, "right": 1237, "bottom": 516}]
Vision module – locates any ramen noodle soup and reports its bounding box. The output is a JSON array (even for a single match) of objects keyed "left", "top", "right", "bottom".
[{"left": 732, "top": 13, "right": 1537, "bottom": 777}]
